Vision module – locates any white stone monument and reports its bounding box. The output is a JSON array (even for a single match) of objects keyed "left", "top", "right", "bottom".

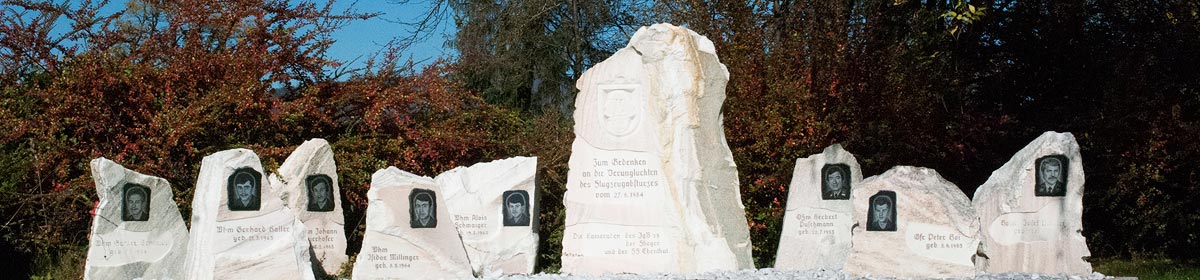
[
  {"left": 352, "top": 167, "right": 473, "bottom": 279},
  {"left": 844, "top": 166, "right": 979, "bottom": 278},
  {"left": 774, "top": 144, "right": 859, "bottom": 270},
  {"left": 560, "top": 23, "right": 753, "bottom": 274},
  {"left": 973, "top": 131, "right": 1092, "bottom": 274},
  {"left": 436, "top": 157, "right": 539, "bottom": 275},
  {"left": 272, "top": 138, "right": 348, "bottom": 275},
  {"left": 184, "top": 149, "right": 315, "bottom": 280},
  {"left": 84, "top": 158, "right": 189, "bottom": 280}
]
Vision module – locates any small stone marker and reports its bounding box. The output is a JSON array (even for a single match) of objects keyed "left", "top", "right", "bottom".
[
  {"left": 774, "top": 144, "right": 859, "bottom": 270},
  {"left": 560, "top": 23, "right": 753, "bottom": 274},
  {"left": 271, "top": 138, "right": 348, "bottom": 275},
  {"left": 84, "top": 158, "right": 189, "bottom": 280},
  {"left": 974, "top": 131, "right": 1092, "bottom": 274},
  {"left": 844, "top": 166, "right": 980, "bottom": 278},
  {"left": 436, "top": 157, "right": 539, "bottom": 275},
  {"left": 184, "top": 149, "right": 315, "bottom": 280},
  {"left": 352, "top": 167, "right": 472, "bottom": 279}
]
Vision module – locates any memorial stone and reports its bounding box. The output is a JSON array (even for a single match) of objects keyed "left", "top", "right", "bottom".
[
  {"left": 352, "top": 167, "right": 473, "bottom": 279},
  {"left": 560, "top": 23, "right": 753, "bottom": 274},
  {"left": 271, "top": 139, "right": 348, "bottom": 274},
  {"left": 973, "top": 131, "right": 1092, "bottom": 274},
  {"left": 84, "top": 158, "right": 189, "bottom": 280},
  {"left": 435, "top": 157, "right": 539, "bottom": 275},
  {"left": 774, "top": 144, "right": 859, "bottom": 270},
  {"left": 844, "top": 166, "right": 980, "bottom": 278},
  {"left": 184, "top": 149, "right": 315, "bottom": 280}
]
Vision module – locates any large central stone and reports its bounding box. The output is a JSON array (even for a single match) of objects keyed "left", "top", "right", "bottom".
[{"left": 560, "top": 23, "right": 753, "bottom": 274}]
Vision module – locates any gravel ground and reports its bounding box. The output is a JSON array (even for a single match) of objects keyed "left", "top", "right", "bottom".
[{"left": 481, "top": 268, "right": 1112, "bottom": 280}]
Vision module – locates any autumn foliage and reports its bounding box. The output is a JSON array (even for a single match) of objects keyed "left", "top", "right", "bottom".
[{"left": 2, "top": 0, "right": 1199, "bottom": 277}]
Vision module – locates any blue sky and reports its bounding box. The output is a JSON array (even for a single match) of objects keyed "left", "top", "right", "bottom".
[
  {"left": 44, "top": 1, "right": 455, "bottom": 72},
  {"left": 326, "top": 1, "right": 457, "bottom": 70}
]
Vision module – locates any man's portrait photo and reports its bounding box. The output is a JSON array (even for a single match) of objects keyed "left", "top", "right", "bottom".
[
  {"left": 821, "top": 164, "right": 851, "bottom": 200},
  {"left": 866, "top": 191, "right": 897, "bottom": 232},
  {"left": 226, "top": 167, "right": 261, "bottom": 211},
  {"left": 409, "top": 188, "right": 437, "bottom": 228},
  {"left": 502, "top": 190, "right": 531, "bottom": 227},
  {"left": 306, "top": 174, "right": 335, "bottom": 212},
  {"left": 122, "top": 183, "right": 150, "bottom": 221},
  {"left": 1035, "top": 155, "right": 1069, "bottom": 197}
]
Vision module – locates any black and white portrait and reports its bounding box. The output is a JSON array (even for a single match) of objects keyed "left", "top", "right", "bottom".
[
  {"left": 1035, "top": 155, "right": 1069, "bottom": 197},
  {"left": 502, "top": 190, "right": 530, "bottom": 227},
  {"left": 866, "top": 191, "right": 897, "bottom": 232},
  {"left": 306, "top": 174, "right": 335, "bottom": 212},
  {"left": 122, "top": 183, "right": 150, "bottom": 222},
  {"left": 821, "top": 164, "right": 851, "bottom": 200},
  {"left": 409, "top": 188, "right": 437, "bottom": 228},
  {"left": 226, "top": 167, "right": 261, "bottom": 211}
]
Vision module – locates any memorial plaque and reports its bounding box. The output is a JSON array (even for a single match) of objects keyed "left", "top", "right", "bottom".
[
  {"left": 1034, "top": 155, "right": 1069, "bottom": 197},
  {"left": 274, "top": 138, "right": 349, "bottom": 275},
  {"left": 502, "top": 190, "right": 531, "bottom": 227},
  {"left": 866, "top": 191, "right": 897, "bottom": 232},
  {"left": 184, "top": 149, "right": 316, "bottom": 280},
  {"left": 227, "top": 167, "right": 261, "bottom": 211},
  {"left": 121, "top": 183, "right": 151, "bottom": 222},
  {"left": 774, "top": 144, "right": 859, "bottom": 270},
  {"left": 844, "top": 166, "right": 979, "bottom": 278},
  {"left": 307, "top": 174, "right": 335, "bottom": 212},
  {"left": 436, "top": 157, "right": 539, "bottom": 275},
  {"left": 973, "top": 132, "right": 1092, "bottom": 274},
  {"left": 560, "top": 23, "right": 753, "bottom": 275},
  {"left": 84, "top": 158, "right": 188, "bottom": 280},
  {"left": 352, "top": 167, "right": 472, "bottom": 279},
  {"left": 409, "top": 188, "right": 438, "bottom": 228}
]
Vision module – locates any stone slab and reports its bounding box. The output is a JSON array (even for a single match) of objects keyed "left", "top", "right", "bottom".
[
  {"left": 84, "top": 158, "right": 189, "bottom": 280},
  {"left": 183, "top": 149, "right": 315, "bottom": 280},
  {"left": 844, "top": 166, "right": 980, "bottom": 278},
  {"left": 273, "top": 138, "right": 348, "bottom": 274},
  {"left": 774, "top": 144, "right": 860, "bottom": 270},
  {"left": 973, "top": 131, "right": 1092, "bottom": 274},
  {"left": 436, "top": 157, "right": 539, "bottom": 275},
  {"left": 352, "top": 167, "right": 473, "bottom": 279}
]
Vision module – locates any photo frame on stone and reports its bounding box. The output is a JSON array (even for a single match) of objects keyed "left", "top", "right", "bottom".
[
  {"left": 821, "top": 164, "right": 852, "bottom": 200},
  {"left": 502, "top": 190, "right": 531, "bottom": 227},
  {"left": 409, "top": 188, "right": 437, "bottom": 228},
  {"left": 1035, "top": 154, "right": 1069, "bottom": 197},
  {"left": 122, "top": 183, "right": 151, "bottom": 222},
  {"left": 866, "top": 191, "right": 897, "bottom": 232},
  {"left": 306, "top": 174, "right": 335, "bottom": 212},
  {"left": 226, "top": 167, "right": 262, "bottom": 211}
]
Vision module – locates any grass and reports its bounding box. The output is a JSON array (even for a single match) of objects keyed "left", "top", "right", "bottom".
[{"left": 1094, "top": 258, "right": 1200, "bottom": 280}]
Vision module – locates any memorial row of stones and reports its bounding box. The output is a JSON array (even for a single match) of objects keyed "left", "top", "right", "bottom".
[
  {"left": 84, "top": 22, "right": 1093, "bottom": 279},
  {"left": 774, "top": 132, "right": 1092, "bottom": 278},
  {"left": 85, "top": 141, "right": 344, "bottom": 280},
  {"left": 352, "top": 157, "right": 539, "bottom": 279},
  {"left": 84, "top": 143, "right": 538, "bottom": 279}
]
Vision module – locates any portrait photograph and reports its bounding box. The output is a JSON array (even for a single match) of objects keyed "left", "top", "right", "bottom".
[
  {"left": 122, "top": 183, "right": 151, "bottom": 222},
  {"left": 409, "top": 188, "right": 437, "bottom": 228},
  {"left": 866, "top": 191, "right": 897, "bottom": 232},
  {"left": 1035, "top": 155, "right": 1069, "bottom": 197},
  {"left": 226, "top": 167, "right": 262, "bottom": 211},
  {"left": 306, "top": 174, "right": 335, "bottom": 212},
  {"left": 502, "top": 190, "right": 531, "bottom": 227},
  {"left": 821, "top": 163, "right": 851, "bottom": 200}
]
